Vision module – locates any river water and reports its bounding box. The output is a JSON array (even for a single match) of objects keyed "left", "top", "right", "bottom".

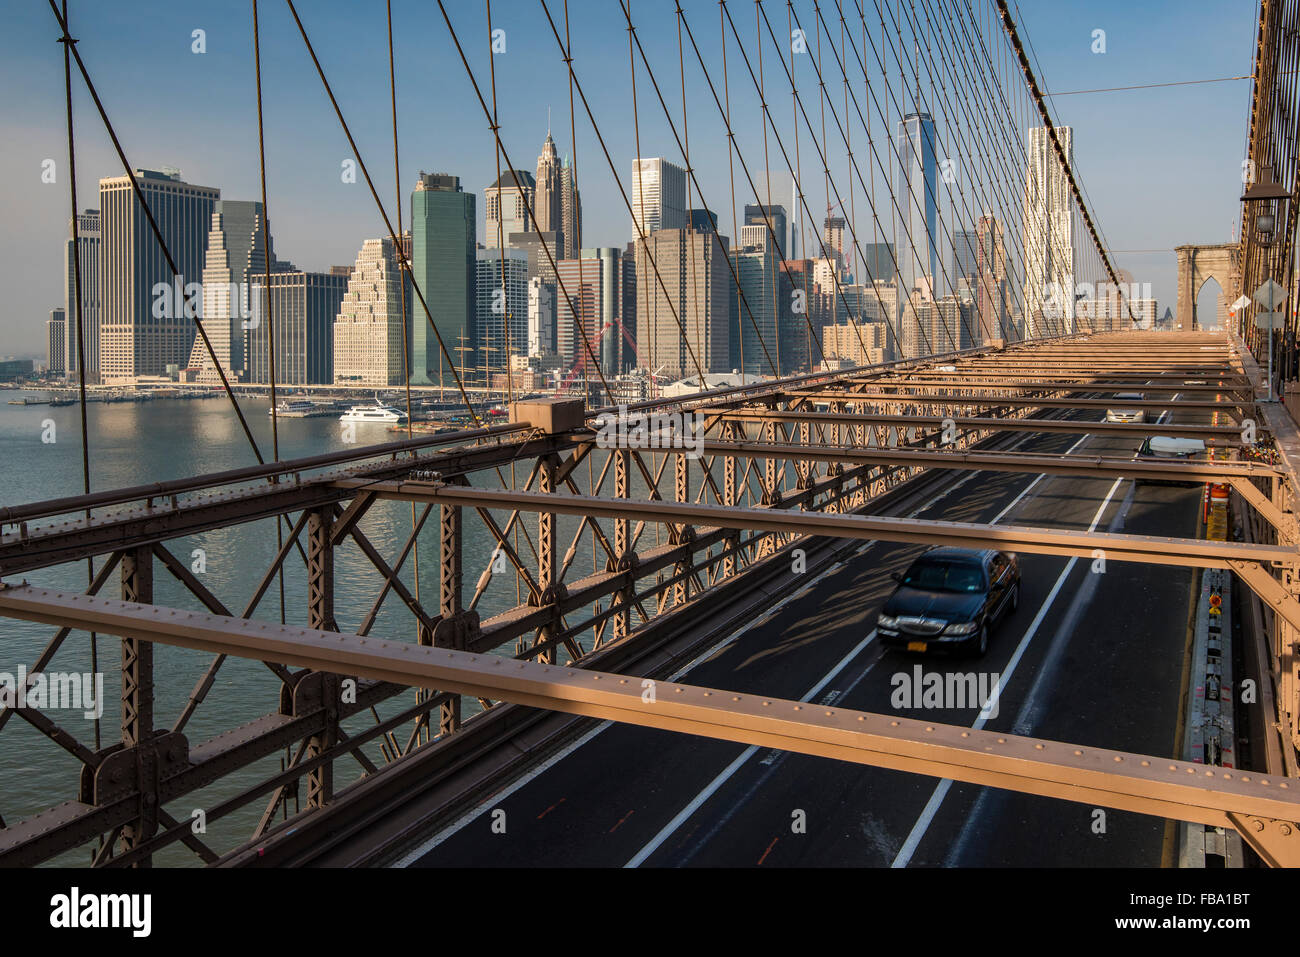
[{"left": 0, "top": 390, "right": 559, "bottom": 865}]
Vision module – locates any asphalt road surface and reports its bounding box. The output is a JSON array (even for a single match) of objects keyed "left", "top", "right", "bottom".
[{"left": 403, "top": 396, "right": 1207, "bottom": 867}]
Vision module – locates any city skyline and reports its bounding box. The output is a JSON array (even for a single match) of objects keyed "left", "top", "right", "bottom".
[{"left": 6, "top": 1, "right": 1254, "bottom": 369}]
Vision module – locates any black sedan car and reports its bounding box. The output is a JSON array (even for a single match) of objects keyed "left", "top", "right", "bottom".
[{"left": 876, "top": 546, "right": 1020, "bottom": 657}]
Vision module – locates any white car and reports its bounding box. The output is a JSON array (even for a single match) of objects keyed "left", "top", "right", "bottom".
[{"left": 1105, "top": 392, "right": 1145, "bottom": 424}]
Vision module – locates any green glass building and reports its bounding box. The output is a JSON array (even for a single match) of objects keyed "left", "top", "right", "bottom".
[{"left": 410, "top": 172, "right": 475, "bottom": 384}]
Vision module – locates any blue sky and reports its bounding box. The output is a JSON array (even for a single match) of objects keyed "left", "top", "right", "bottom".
[{"left": 0, "top": 0, "right": 1260, "bottom": 354}]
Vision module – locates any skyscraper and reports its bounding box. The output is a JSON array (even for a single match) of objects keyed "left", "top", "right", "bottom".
[
  {"left": 896, "top": 113, "right": 939, "bottom": 303},
  {"left": 484, "top": 170, "right": 535, "bottom": 248},
  {"left": 555, "top": 248, "right": 625, "bottom": 376},
  {"left": 975, "top": 214, "right": 1009, "bottom": 342},
  {"left": 98, "top": 169, "right": 219, "bottom": 383},
  {"left": 952, "top": 229, "right": 979, "bottom": 285},
  {"left": 64, "top": 209, "right": 99, "bottom": 381},
  {"left": 731, "top": 228, "right": 778, "bottom": 377},
  {"left": 185, "top": 200, "right": 273, "bottom": 383},
  {"left": 333, "top": 236, "right": 410, "bottom": 385},
  {"left": 1022, "top": 125, "right": 1075, "bottom": 338},
  {"left": 527, "top": 276, "right": 556, "bottom": 357},
  {"left": 535, "top": 133, "right": 563, "bottom": 245},
  {"left": 560, "top": 158, "right": 581, "bottom": 259},
  {"left": 634, "top": 226, "right": 730, "bottom": 379},
  {"left": 47, "top": 308, "right": 66, "bottom": 375},
  {"left": 247, "top": 269, "right": 347, "bottom": 385},
  {"left": 411, "top": 172, "right": 475, "bottom": 384},
  {"left": 744, "top": 204, "right": 788, "bottom": 260},
  {"left": 475, "top": 247, "right": 529, "bottom": 371},
  {"left": 859, "top": 242, "right": 897, "bottom": 284},
  {"left": 823, "top": 216, "right": 846, "bottom": 268},
  {"left": 509, "top": 230, "right": 562, "bottom": 284},
  {"left": 631, "top": 158, "right": 687, "bottom": 237}
]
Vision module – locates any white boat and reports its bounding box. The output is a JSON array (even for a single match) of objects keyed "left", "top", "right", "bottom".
[
  {"left": 270, "top": 399, "right": 315, "bottom": 415},
  {"left": 339, "top": 399, "right": 408, "bottom": 424}
]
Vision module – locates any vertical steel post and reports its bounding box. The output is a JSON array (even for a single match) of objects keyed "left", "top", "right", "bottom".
[
  {"left": 536, "top": 454, "right": 558, "bottom": 664},
  {"left": 436, "top": 500, "right": 463, "bottom": 733},
  {"left": 612, "top": 447, "right": 632, "bottom": 640},
  {"left": 119, "top": 545, "right": 155, "bottom": 864},
  {"left": 673, "top": 452, "right": 690, "bottom": 606},
  {"left": 723, "top": 421, "right": 738, "bottom": 577},
  {"left": 306, "top": 507, "right": 337, "bottom": 807}
]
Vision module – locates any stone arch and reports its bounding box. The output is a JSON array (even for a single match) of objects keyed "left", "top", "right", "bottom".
[
  {"left": 1195, "top": 275, "right": 1226, "bottom": 329},
  {"left": 1175, "top": 243, "right": 1239, "bottom": 330}
]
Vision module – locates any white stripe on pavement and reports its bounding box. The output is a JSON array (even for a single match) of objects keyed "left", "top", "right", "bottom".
[
  {"left": 624, "top": 628, "right": 880, "bottom": 868},
  {"left": 890, "top": 475, "right": 1125, "bottom": 868}
]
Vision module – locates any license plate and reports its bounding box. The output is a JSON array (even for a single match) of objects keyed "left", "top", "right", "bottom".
[{"left": 907, "top": 641, "right": 927, "bottom": 652}]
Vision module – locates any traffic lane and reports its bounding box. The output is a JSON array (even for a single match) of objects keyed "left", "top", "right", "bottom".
[
  {"left": 913, "top": 477, "right": 1202, "bottom": 866},
  {"left": 630, "top": 449, "right": 1131, "bottom": 866},
  {"left": 643, "top": 528, "right": 1090, "bottom": 866},
  {"left": 679, "top": 471, "right": 1201, "bottom": 866},
  {"left": 909, "top": 395, "right": 1211, "bottom": 864},
  {"left": 644, "top": 440, "right": 1200, "bottom": 866},
  {"left": 411, "top": 428, "right": 1089, "bottom": 866}
]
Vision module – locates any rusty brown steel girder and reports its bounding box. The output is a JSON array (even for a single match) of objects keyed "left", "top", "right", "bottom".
[
  {"left": 794, "top": 380, "right": 1253, "bottom": 396},
  {"left": 692, "top": 439, "right": 1281, "bottom": 484},
  {"left": 1, "top": 584, "right": 1298, "bottom": 865},
  {"left": 358, "top": 480, "right": 1296, "bottom": 569},
  {"left": 782, "top": 392, "right": 1253, "bottom": 415},
  {"left": 720, "top": 409, "right": 1247, "bottom": 442}
]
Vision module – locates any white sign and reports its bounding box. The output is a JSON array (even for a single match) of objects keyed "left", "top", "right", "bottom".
[
  {"left": 1254, "top": 311, "right": 1285, "bottom": 330},
  {"left": 1253, "top": 279, "right": 1285, "bottom": 308},
  {"left": 1231, "top": 294, "right": 1252, "bottom": 312}
]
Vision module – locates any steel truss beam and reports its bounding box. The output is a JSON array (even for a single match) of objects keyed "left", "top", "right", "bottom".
[
  {"left": 782, "top": 392, "right": 1252, "bottom": 416},
  {"left": 0, "top": 585, "right": 1297, "bottom": 866},
  {"left": 719, "top": 409, "right": 1245, "bottom": 442},
  {"left": 361, "top": 482, "right": 1300, "bottom": 632}
]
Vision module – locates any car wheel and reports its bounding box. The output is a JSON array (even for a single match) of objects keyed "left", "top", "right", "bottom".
[{"left": 968, "top": 623, "right": 989, "bottom": 658}]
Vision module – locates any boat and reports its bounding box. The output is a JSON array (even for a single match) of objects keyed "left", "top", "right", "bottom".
[
  {"left": 339, "top": 398, "right": 408, "bottom": 424},
  {"left": 269, "top": 399, "right": 315, "bottom": 415}
]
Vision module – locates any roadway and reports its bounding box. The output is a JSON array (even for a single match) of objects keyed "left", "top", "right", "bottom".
[{"left": 401, "top": 390, "right": 1210, "bottom": 867}]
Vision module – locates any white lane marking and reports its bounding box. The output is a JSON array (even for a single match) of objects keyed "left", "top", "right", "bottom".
[
  {"left": 890, "top": 476, "right": 1125, "bottom": 868},
  {"left": 397, "top": 543, "right": 879, "bottom": 866},
  {"left": 624, "top": 628, "right": 880, "bottom": 868},
  {"left": 942, "top": 484, "right": 1142, "bottom": 865},
  {"left": 620, "top": 424, "right": 1090, "bottom": 867},
  {"left": 989, "top": 432, "right": 1092, "bottom": 526},
  {"left": 398, "top": 421, "right": 1090, "bottom": 867},
  {"left": 391, "top": 718, "right": 613, "bottom": 867}
]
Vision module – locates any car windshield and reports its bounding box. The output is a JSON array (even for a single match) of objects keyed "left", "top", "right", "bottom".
[{"left": 901, "top": 559, "right": 985, "bottom": 593}]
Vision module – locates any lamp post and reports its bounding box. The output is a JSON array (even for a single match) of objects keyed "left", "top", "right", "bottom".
[{"left": 1242, "top": 165, "right": 1292, "bottom": 402}]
